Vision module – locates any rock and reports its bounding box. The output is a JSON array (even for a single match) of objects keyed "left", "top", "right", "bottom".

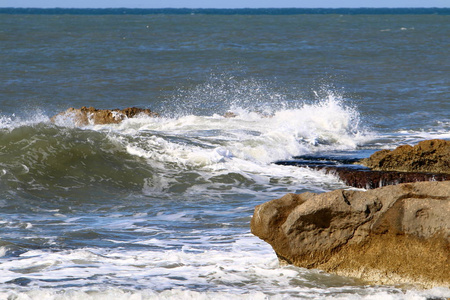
[
  {"left": 276, "top": 158, "right": 450, "bottom": 190},
  {"left": 223, "top": 111, "right": 238, "bottom": 118},
  {"left": 275, "top": 140, "right": 450, "bottom": 188},
  {"left": 360, "top": 139, "right": 450, "bottom": 174},
  {"left": 251, "top": 181, "right": 450, "bottom": 288},
  {"left": 317, "top": 166, "right": 449, "bottom": 189},
  {"left": 51, "top": 106, "right": 159, "bottom": 126}
]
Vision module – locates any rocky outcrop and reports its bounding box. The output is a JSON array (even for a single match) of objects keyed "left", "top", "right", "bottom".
[
  {"left": 276, "top": 161, "right": 450, "bottom": 189},
  {"left": 275, "top": 139, "right": 450, "bottom": 188},
  {"left": 319, "top": 167, "right": 450, "bottom": 189},
  {"left": 51, "top": 106, "right": 159, "bottom": 126},
  {"left": 251, "top": 181, "right": 450, "bottom": 288},
  {"left": 360, "top": 139, "right": 450, "bottom": 174}
]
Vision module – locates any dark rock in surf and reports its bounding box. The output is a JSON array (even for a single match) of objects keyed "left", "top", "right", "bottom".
[
  {"left": 315, "top": 166, "right": 449, "bottom": 189},
  {"left": 251, "top": 180, "right": 450, "bottom": 288},
  {"left": 276, "top": 139, "right": 450, "bottom": 189},
  {"left": 275, "top": 159, "right": 450, "bottom": 189},
  {"left": 51, "top": 106, "right": 159, "bottom": 126},
  {"left": 223, "top": 111, "right": 238, "bottom": 118}
]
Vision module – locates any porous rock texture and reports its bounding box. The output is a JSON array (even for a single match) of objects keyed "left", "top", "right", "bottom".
[
  {"left": 51, "top": 106, "right": 159, "bottom": 126},
  {"left": 251, "top": 181, "right": 450, "bottom": 288},
  {"left": 321, "top": 167, "right": 450, "bottom": 189},
  {"left": 360, "top": 139, "right": 450, "bottom": 174}
]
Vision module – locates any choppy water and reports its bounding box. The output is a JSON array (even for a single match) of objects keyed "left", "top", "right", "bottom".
[{"left": 0, "top": 9, "right": 449, "bottom": 299}]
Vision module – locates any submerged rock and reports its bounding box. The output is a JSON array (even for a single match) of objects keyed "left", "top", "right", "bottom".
[
  {"left": 360, "top": 139, "right": 450, "bottom": 174},
  {"left": 51, "top": 106, "right": 159, "bottom": 126},
  {"left": 251, "top": 181, "right": 450, "bottom": 288}
]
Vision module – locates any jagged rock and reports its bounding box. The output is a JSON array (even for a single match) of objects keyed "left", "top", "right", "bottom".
[
  {"left": 319, "top": 167, "right": 450, "bottom": 189},
  {"left": 51, "top": 106, "right": 159, "bottom": 126},
  {"left": 251, "top": 181, "right": 450, "bottom": 288},
  {"left": 276, "top": 162, "right": 450, "bottom": 190},
  {"left": 360, "top": 139, "right": 450, "bottom": 174},
  {"left": 275, "top": 160, "right": 450, "bottom": 189},
  {"left": 223, "top": 111, "right": 238, "bottom": 118},
  {"left": 275, "top": 139, "right": 450, "bottom": 188}
]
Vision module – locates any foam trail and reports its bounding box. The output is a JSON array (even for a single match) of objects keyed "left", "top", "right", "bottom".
[
  {"left": 118, "top": 93, "right": 372, "bottom": 167},
  {"left": 0, "top": 234, "right": 447, "bottom": 299}
]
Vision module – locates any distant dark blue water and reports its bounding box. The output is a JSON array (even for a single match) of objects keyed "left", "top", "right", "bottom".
[
  {"left": 0, "top": 9, "right": 449, "bottom": 299},
  {"left": 1, "top": 7, "right": 449, "bottom": 15}
]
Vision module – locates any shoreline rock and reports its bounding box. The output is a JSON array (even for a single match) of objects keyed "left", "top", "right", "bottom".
[
  {"left": 317, "top": 166, "right": 449, "bottom": 189},
  {"left": 276, "top": 139, "right": 450, "bottom": 189},
  {"left": 51, "top": 106, "right": 159, "bottom": 126},
  {"left": 251, "top": 181, "right": 450, "bottom": 288},
  {"left": 276, "top": 162, "right": 450, "bottom": 189},
  {"left": 360, "top": 139, "right": 450, "bottom": 174}
]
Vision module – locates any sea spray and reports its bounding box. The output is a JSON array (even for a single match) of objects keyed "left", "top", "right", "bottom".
[
  {"left": 120, "top": 93, "right": 370, "bottom": 165},
  {"left": 0, "top": 111, "right": 49, "bottom": 131},
  {"left": 0, "top": 88, "right": 370, "bottom": 203},
  {"left": 166, "top": 75, "right": 287, "bottom": 118}
]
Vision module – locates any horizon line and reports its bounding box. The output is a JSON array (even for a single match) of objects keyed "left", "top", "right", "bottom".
[
  {"left": 1, "top": 7, "right": 448, "bottom": 11},
  {"left": 1, "top": 7, "right": 448, "bottom": 9}
]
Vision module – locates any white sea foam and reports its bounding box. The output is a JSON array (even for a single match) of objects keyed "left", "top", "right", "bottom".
[
  {"left": 0, "top": 111, "right": 49, "bottom": 130},
  {"left": 109, "top": 95, "right": 367, "bottom": 195},
  {"left": 371, "top": 130, "right": 450, "bottom": 150},
  {"left": 1, "top": 289, "right": 449, "bottom": 300},
  {"left": 0, "top": 247, "right": 8, "bottom": 258},
  {"left": 1, "top": 233, "right": 447, "bottom": 300},
  {"left": 116, "top": 95, "right": 371, "bottom": 167}
]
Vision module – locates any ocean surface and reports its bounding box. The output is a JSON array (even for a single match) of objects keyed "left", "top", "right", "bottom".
[{"left": 0, "top": 8, "right": 449, "bottom": 299}]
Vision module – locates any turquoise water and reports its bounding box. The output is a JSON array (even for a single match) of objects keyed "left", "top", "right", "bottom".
[{"left": 0, "top": 9, "right": 449, "bottom": 299}]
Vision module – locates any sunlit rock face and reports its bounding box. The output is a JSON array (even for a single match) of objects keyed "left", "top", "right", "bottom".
[
  {"left": 251, "top": 181, "right": 450, "bottom": 288},
  {"left": 51, "top": 106, "right": 159, "bottom": 126},
  {"left": 360, "top": 139, "right": 450, "bottom": 174}
]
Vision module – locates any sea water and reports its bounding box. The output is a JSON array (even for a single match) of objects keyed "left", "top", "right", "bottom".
[{"left": 0, "top": 8, "right": 449, "bottom": 299}]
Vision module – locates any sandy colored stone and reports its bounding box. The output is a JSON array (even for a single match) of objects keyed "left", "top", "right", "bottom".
[
  {"left": 360, "top": 139, "right": 450, "bottom": 174},
  {"left": 251, "top": 181, "right": 450, "bottom": 288},
  {"left": 51, "top": 106, "right": 159, "bottom": 126}
]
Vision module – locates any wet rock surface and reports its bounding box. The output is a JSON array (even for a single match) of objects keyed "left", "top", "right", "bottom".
[
  {"left": 251, "top": 180, "right": 450, "bottom": 288},
  {"left": 259, "top": 140, "right": 450, "bottom": 287},
  {"left": 276, "top": 158, "right": 450, "bottom": 189},
  {"left": 51, "top": 106, "right": 159, "bottom": 126},
  {"left": 324, "top": 167, "right": 449, "bottom": 189},
  {"left": 360, "top": 139, "right": 450, "bottom": 174},
  {"left": 276, "top": 139, "right": 450, "bottom": 189}
]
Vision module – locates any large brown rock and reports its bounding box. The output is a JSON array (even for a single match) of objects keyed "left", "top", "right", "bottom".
[
  {"left": 360, "top": 139, "right": 450, "bottom": 174},
  {"left": 251, "top": 181, "right": 450, "bottom": 288},
  {"left": 51, "top": 106, "right": 159, "bottom": 126}
]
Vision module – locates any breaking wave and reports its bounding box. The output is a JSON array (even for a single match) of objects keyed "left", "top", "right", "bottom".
[{"left": 0, "top": 87, "right": 374, "bottom": 203}]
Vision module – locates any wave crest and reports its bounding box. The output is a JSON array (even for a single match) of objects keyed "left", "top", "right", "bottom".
[{"left": 0, "top": 124, "right": 153, "bottom": 201}]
